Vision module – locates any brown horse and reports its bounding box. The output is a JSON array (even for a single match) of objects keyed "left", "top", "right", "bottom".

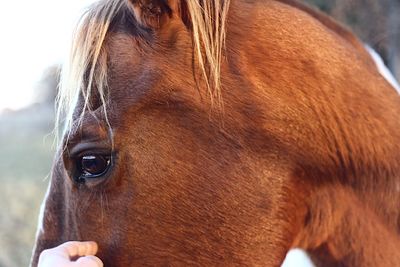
[{"left": 31, "top": 0, "right": 400, "bottom": 266}]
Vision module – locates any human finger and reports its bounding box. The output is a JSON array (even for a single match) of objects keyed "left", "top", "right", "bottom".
[{"left": 59, "top": 241, "right": 99, "bottom": 258}]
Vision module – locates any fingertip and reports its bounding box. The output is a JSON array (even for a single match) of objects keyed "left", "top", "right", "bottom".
[
  {"left": 79, "top": 241, "right": 97, "bottom": 256},
  {"left": 80, "top": 241, "right": 98, "bottom": 255},
  {"left": 88, "top": 241, "right": 98, "bottom": 255}
]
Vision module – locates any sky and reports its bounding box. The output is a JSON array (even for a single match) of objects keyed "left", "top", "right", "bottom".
[{"left": 0, "top": 0, "right": 95, "bottom": 112}]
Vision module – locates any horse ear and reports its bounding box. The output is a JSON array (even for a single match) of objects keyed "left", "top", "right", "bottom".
[{"left": 126, "top": 0, "right": 190, "bottom": 29}]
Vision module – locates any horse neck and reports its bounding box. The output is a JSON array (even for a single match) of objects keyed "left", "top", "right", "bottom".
[
  {"left": 291, "top": 86, "right": 400, "bottom": 266},
  {"left": 226, "top": 1, "right": 400, "bottom": 264},
  {"left": 295, "top": 183, "right": 400, "bottom": 266}
]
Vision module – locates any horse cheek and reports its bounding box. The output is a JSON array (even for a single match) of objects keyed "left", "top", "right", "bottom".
[{"left": 31, "top": 159, "right": 69, "bottom": 267}]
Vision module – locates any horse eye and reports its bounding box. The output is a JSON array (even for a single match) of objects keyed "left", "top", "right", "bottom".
[{"left": 78, "top": 155, "right": 111, "bottom": 180}]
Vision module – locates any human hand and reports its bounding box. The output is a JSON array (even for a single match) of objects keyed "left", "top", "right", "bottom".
[{"left": 38, "top": 241, "right": 103, "bottom": 267}]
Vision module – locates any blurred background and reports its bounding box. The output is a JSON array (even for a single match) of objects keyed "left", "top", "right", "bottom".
[{"left": 0, "top": 0, "right": 399, "bottom": 266}]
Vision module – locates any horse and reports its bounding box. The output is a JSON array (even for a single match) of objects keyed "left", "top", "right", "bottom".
[{"left": 31, "top": 0, "right": 400, "bottom": 266}]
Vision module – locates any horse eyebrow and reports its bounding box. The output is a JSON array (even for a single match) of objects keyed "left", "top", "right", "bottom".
[{"left": 56, "top": 0, "right": 126, "bottom": 144}]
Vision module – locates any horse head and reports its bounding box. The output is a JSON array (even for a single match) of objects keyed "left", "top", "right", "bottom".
[{"left": 31, "top": 1, "right": 400, "bottom": 266}]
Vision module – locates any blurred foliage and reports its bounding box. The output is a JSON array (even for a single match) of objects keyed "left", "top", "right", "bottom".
[
  {"left": 0, "top": 81, "right": 55, "bottom": 267},
  {"left": 34, "top": 66, "right": 60, "bottom": 106},
  {"left": 304, "top": 0, "right": 335, "bottom": 12}
]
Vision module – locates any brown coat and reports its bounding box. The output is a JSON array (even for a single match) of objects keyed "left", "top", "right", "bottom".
[{"left": 32, "top": 1, "right": 400, "bottom": 266}]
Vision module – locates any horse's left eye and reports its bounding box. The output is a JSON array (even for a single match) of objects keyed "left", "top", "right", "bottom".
[{"left": 76, "top": 155, "right": 111, "bottom": 182}]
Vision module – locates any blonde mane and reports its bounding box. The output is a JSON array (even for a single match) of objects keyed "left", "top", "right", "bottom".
[{"left": 56, "top": 0, "right": 231, "bottom": 141}]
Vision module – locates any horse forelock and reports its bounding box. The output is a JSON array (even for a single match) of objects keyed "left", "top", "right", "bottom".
[
  {"left": 56, "top": 0, "right": 124, "bottom": 144},
  {"left": 56, "top": 0, "right": 231, "bottom": 143}
]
